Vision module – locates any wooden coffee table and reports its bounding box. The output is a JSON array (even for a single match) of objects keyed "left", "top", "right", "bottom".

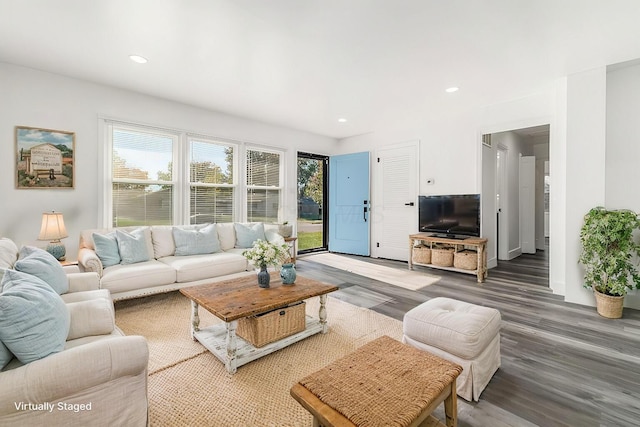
[{"left": 180, "top": 272, "right": 338, "bottom": 374}]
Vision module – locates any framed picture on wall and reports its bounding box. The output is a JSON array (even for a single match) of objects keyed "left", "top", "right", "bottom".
[{"left": 15, "top": 126, "right": 75, "bottom": 189}]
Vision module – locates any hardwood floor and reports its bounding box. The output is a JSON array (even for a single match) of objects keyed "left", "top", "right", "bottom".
[{"left": 296, "top": 249, "right": 640, "bottom": 427}]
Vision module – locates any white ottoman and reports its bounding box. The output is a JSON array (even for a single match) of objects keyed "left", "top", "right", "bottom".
[{"left": 402, "top": 297, "right": 501, "bottom": 402}]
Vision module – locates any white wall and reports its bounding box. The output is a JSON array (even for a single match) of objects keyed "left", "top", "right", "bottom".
[
  {"left": 563, "top": 66, "right": 607, "bottom": 306},
  {"left": 0, "top": 62, "right": 338, "bottom": 260},
  {"left": 606, "top": 61, "right": 640, "bottom": 307}
]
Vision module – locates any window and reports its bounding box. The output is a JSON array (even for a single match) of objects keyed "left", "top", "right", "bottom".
[
  {"left": 111, "top": 126, "right": 177, "bottom": 227},
  {"left": 246, "top": 148, "right": 282, "bottom": 222},
  {"left": 189, "top": 137, "right": 236, "bottom": 224},
  {"left": 105, "top": 121, "right": 284, "bottom": 226}
]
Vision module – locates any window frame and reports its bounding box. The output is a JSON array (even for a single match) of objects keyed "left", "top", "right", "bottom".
[
  {"left": 244, "top": 145, "right": 285, "bottom": 223},
  {"left": 101, "top": 119, "right": 285, "bottom": 227}
]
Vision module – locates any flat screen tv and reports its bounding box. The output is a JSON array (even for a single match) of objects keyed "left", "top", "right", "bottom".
[{"left": 418, "top": 194, "right": 481, "bottom": 238}]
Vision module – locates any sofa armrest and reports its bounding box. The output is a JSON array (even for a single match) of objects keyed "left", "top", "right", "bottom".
[
  {"left": 67, "top": 298, "right": 115, "bottom": 340},
  {"left": 0, "top": 336, "right": 148, "bottom": 416},
  {"left": 77, "top": 247, "right": 103, "bottom": 277},
  {"left": 66, "top": 272, "right": 101, "bottom": 293}
]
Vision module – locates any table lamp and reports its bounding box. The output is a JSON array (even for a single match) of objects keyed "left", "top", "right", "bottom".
[{"left": 38, "top": 211, "right": 68, "bottom": 261}]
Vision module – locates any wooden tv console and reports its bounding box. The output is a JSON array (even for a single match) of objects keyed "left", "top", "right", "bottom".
[{"left": 408, "top": 233, "right": 488, "bottom": 283}]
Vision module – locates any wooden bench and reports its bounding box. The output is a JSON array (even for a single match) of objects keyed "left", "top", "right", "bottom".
[{"left": 290, "top": 335, "right": 462, "bottom": 427}]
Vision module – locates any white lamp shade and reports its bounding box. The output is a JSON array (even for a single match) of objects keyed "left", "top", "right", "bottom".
[{"left": 38, "top": 212, "right": 68, "bottom": 241}]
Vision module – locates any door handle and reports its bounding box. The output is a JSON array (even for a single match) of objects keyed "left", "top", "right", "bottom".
[
  {"left": 405, "top": 202, "right": 415, "bottom": 206},
  {"left": 363, "top": 206, "right": 368, "bottom": 222}
]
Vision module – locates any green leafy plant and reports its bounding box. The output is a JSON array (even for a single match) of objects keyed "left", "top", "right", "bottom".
[{"left": 579, "top": 207, "right": 640, "bottom": 296}]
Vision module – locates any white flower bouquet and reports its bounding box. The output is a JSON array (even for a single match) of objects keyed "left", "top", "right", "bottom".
[{"left": 242, "top": 239, "right": 290, "bottom": 268}]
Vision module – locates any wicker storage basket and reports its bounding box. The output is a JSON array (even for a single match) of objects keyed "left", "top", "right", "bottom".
[
  {"left": 431, "top": 247, "right": 454, "bottom": 267},
  {"left": 237, "top": 301, "right": 306, "bottom": 347},
  {"left": 594, "top": 290, "right": 624, "bottom": 319},
  {"left": 412, "top": 246, "right": 431, "bottom": 264},
  {"left": 454, "top": 250, "right": 478, "bottom": 270}
]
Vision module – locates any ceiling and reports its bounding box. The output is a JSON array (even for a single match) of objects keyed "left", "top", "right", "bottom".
[{"left": 2, "top": 0, "right": 640, "bottom": 139}]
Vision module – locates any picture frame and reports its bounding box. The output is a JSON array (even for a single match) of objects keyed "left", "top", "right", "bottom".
[{"left": 15, "top": 126, "right": 75, "bottom": 189}]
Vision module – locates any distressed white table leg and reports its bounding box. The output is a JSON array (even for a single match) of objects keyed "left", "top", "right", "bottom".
[
  {"left": 225, "top": 320, "right": 238, "bottom": 374},
  {"left": 319, "top": 294, "right": 328, "bottom": 333},
  {"left": 190, "top": 300, "right": 200, "bottom": 340}
]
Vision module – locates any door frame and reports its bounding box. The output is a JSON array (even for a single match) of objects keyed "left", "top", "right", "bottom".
[{"left": 297, "top": 151, "right": 328, "bottom": 254}]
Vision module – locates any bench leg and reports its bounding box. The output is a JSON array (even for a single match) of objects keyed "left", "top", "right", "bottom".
[{"left": 444, "top": 379, "right": 458, "bottom": 427}]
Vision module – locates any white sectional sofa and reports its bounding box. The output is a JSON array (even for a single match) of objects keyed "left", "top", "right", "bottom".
[{"left": 77, "top": 222, "right": 285, "bottom": 301}]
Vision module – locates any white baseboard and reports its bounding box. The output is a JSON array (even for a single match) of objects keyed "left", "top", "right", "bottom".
[{"left": 507, "top": 247, "right": 522, "bottom": 260}]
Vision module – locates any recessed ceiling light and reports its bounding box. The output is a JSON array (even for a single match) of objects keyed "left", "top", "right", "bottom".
[
  {"left": 338, "top": 118, "right": 348, "bottom": 123},
  {"left": 129, "top": 55, "right": 148, "bottom": 64},
  {"left": 445, "top": 87, "right": 459, "bottom": 93}
]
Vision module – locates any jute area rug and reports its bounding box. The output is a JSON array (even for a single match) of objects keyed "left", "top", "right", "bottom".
[
  {"left": 302, "top": 253, "right": 440, "bottom": 290},
  {"left": 115, "top": 291, "right": 404, "bottom": 426}
]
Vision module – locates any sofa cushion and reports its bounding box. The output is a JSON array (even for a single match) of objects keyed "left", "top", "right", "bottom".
[
  {"left": 216, "top": 223, "right": 236, "bottom": 251},
  {"left": 92, "top": 232, "right": 121, "bottom": 267},
  {"left": 158, "top": 252, "right": 248, "bottom": 283},
  {"left": 0, "top": 238, "right": 18, "bottom": 269},
  {"left": 0, "top": 270, "right": 70, "bottom": 364},
  {"left": 66, "top": 298, "right": 115, "bottom": 340},
  {"left": 116, "top": 228, "right": 150, "bottom": 265},
  {"left": 100, "top": 260, "right": 176, "bottom": 294},
  {"left": 151, "top": 224, "right": 206, "bottom": 258},
  {"left": 173, "top": 223, "right": 221, "bottom": 256},
  {"left": 234, "top": 222, "right": 266, "bottom": 248},
  {"left": 14, "top": 246, "right": 68, "bottom": 294}
]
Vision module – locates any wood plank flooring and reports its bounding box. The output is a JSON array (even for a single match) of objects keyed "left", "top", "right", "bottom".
[{"left": 296, "top": 249, "right": 640, "bottom": 427}]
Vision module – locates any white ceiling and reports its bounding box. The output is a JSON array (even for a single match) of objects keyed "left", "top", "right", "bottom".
[{"left": 2, "top": 0, "right": 640, "bottom": 139}]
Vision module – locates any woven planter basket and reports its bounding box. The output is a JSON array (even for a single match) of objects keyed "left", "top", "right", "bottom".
[
  {"left": 431, "top": 247, "right": 454, "bottom": 267},
  {"left": 412, "top": 246, "right": 431, "bottom": 264},
  {"left": 453, "top": 250, "right": 478, "bottom": 270},
  {"left": 594, "top": 290, "right": 624, "bottom": 319}
]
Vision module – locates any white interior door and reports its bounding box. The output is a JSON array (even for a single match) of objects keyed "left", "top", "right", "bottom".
[
  {"left": 520, "top": 155, "right": 536, "bottom": 254},
  {"left": 372, "top": 141, "right": 418, "bottom": 261}
]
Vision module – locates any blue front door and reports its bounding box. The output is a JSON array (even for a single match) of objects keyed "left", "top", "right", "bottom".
[{"left": 329, "top": 152, "right": 370, "bottom": 256}]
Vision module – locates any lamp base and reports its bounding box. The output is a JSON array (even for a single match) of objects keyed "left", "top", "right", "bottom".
[{"left": 46, "top": 242, "right": 66, "bottom": 261}]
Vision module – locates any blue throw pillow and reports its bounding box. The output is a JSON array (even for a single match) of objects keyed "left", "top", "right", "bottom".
[
  {"left": 0, "top": 340, "right": 13, "bottom": 370},
  {"left": 93, "top": 232, "right": 121, "bottom": 267},
  {"left": 173, "top": 224, "right": 221, "bottom": 256},
  {"left": 115, "top": 229, "right": 150, "bottom": 265},
  {"left": 234, "top": 223, "right": 266, "bottom": 248},
  {"left": 14, "top": 246, "right": 68, "bottom": 295},
  {"left": 0, "top": 270, "right": 70, "bottom": 364}
]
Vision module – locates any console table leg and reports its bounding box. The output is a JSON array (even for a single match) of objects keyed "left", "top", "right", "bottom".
[
  {"left": 225, "top": 320, "right": 238, "bottom": 374},
  {"left": 190, "top": 300, "right": 200, "bottom": 340},
  {"left": 319, "top": 294, "right": 328, "bottom": 333}
]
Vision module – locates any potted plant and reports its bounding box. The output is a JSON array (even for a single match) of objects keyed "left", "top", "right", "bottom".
[
  {"left": 579, "top": 206, "right": 640, "bottom": 318},
  {"left": 278, "top": 221, "right": 293, "bottom": 238}
]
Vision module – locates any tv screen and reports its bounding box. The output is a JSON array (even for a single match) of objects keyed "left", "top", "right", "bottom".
[{"left": 418, "top": 194, "right": 480, "bottom": 238}]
